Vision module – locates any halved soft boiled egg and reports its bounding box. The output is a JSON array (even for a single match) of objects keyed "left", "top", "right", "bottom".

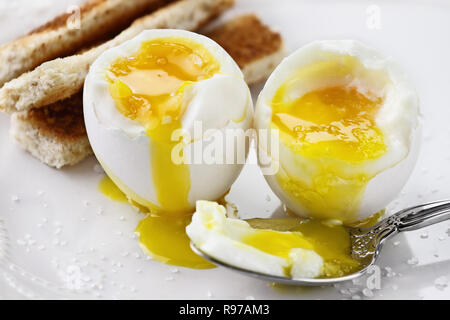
[
  {"left": 187, "top": 201, "right": 361, "bottom": 279},
  {"left": 255, "top": 40, "right": 421, "bottom": 224},
  {"left": 84, "top": 30, "right": 253, "bottom": 214}
]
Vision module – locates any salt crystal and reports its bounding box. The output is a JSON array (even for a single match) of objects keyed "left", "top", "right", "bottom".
[
  {"left": 435, "top": 276, "right": 448, "bottom": 290},
  {"left": 11, "top": 195, "right": 20, "bottom": 203},
  {"left": 407, "top": 257, "right": 419, "bottom": 265},
  {"left": 420, "top": 232, "right": 429, "bottom": 239},
  {"left": 384, "top": 266, "right": 396, "bottom": 277}
]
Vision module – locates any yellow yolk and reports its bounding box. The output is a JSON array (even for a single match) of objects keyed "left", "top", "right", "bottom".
[
  {"left": 271, "top": 85, "right": 386, "bottom": 223},
  {"left": 104, "top": 37, "right": 220, "bottom": 269},
  {"left": 246, "top": 218, "right": 361, "bottom": 278}
]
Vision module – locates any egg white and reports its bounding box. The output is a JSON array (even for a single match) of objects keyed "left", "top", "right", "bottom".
[
  {"left": 84, "top": 29, "right": 253, "bottom": 211},
  {"left": 255, "top": 40, "right": 421, "bottom": 222}
]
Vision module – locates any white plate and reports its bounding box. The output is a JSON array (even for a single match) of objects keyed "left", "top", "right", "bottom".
[{"left": 1, "top": 0, "right": 450, "bottom": 300}]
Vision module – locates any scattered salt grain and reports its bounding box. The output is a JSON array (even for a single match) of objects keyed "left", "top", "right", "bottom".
[
  {"left": 384, "top": 266, "right": 396, "bottom": 278},
  {"left": 434, "top": 276, "right": 448, "bottom": 290},
  {"left": 420, "top": 232, "right": 429, "bottom": 239},
  {"left": 407, "top": 257, "right": 419, "bottom": 265}
]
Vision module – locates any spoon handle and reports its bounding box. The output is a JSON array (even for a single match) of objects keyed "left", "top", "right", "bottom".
[
  {"left": 395, "top": 200, "right": 450, "bottom": 232},
  {"left": 351, "top": 200, "right": 450, "bottom": 261}
]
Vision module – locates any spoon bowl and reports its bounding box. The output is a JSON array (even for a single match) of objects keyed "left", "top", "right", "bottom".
[{"left": 191, "top": 200, "right": 450, "bottom": 286}]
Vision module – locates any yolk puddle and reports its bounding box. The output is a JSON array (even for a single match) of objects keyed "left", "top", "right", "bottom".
[
  {"left": 136, "top": 212, "right": 215, "bottom": 269},
  {"left": 271, "top": 85, "right": 386, "bottom": 223},
  {"left": 105, "top": 37, "right": 220, "bottom": 269},
  {"left": 246, "top": 218, "right": 361, "bottom": 278}
]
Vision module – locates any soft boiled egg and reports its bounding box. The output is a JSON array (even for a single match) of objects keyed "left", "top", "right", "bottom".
[
  {"left": 187, "top": 201, "right": 362, "bottom": 279},
  {"left": 84, "top": 30, "right": 253, "bottom": 268},
  {"left": 255, "top": 40, "right": 421, "bottom": 224}
]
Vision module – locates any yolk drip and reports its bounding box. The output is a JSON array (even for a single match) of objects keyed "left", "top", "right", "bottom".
[
  {"left": 245, "top": 218, "right": 361, "bottom": 278},
  {"left": 106, "top": 37, "right": 220, "bottom": 269},
  {"left": 98, "top": 175, "right": 129, "bottom": 203},
  {"left": 271, "top": 85, "right": 386, "bottom": 222},
  {"left": 108, "top": 37, "right": 220, "bottom": 212}
]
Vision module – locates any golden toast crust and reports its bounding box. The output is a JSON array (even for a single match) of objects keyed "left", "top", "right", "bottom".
[
  {"left": 0, "top": 0, "right": 173, "bottom": 88},
  {"left": 208, "top": 14, "right": 283, "bottom": 68}
]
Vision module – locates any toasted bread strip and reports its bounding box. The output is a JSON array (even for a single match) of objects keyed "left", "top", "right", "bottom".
[
  {"left": 10, "top": 14, "right": 285, "bottom": 169},
  {"left": 0, "top": 0, "right": 174, "bottom": 88},
  {"left": 11, "top": 92, "right": 92, "bottom": 168},
  {"left": 0, "top": 0, "right": 234, "bottom": 114},
  {"left": 207, "top": 14, "right": 284, "bottom": 84}
]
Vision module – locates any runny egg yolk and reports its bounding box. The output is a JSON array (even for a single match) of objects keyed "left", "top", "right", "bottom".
[
  {"left": 271, "top": 84, "right": 386, "bottom": 223},
  {"left": 245, "top": 218, "right": 361, "bottom": 278},
  {"left": 105, "top": 37, "right": 220, "bottom": 269}
]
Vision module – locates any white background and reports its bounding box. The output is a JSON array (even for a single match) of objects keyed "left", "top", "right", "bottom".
[{"left": 0, "top": 0, "right": 450, "bottom": 299}]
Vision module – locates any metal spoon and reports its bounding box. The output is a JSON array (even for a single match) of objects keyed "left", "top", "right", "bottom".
[{"left": 191, "top": 200, "right": 450, "bottom": 286}]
